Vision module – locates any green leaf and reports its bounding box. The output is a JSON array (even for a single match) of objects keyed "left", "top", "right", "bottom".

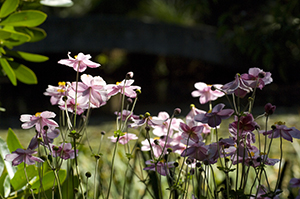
[
  {"left": 6, "top": 128, "right": 23, "bottom": 153},
  {"left": 0, "top": 173, "right": 11, "bottom": 197},
  {"left": 6, "top": 50, "right": 48, "bottom": 62},
  {"left": 14, "top": 27, "right": 47, "bottom": 42},
  {"left": 0, "top": 155, "right": 4, "bottom": 177},
  {"left": 0, "top": 29, "right": 12, "bottom": 40},
  {"left": 0, "top": 58, "right": 17, "bottom": 85},
  {"left": 0, "top": 137, "right": 17, "bottom": 179},
  {"left": 11, "top": 165, "right": 37, "bottom": 190},
  {"left": 0, "top": 0, "right": 19, "bottom": 18},
  {"left": 10, "top": 62, "right": 37, "bottom": 84},
  {"left": 31, "top": 169, "right": 67, "bottom": 192},
  {"left": 0, "top": 10, "right": 47, "bottom": 27}
]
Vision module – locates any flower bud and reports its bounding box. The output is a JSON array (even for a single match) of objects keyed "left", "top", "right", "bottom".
[
  {"left": 167, "top": 148, "right": 173, "bottom": 153},
  {"left": 173, "top": 108, "right": 181, "bottom": 115},
  {"left": 126, "top": 71, "right": 134, "bottom": 79},
  {"left": 127, "top": 98, "right": 133, "bottom": 105},
  {"left": 85, "top": 172, "right": 92, "bottom": 178},
  {"left": 135, "top": 89, "right": 141, "bottom": 95},
  {"left": 63, "top": 96, "right": 68, "bottom": 102},
  {"left": 173, "top": 162, "right": 179, "bottom": 167},
  {"left": 210, "top": 85, "right": 216, "bottom": 91},
  {"left": 264, "top": 103, "right": 276, "bottom": 116},
  {"left": 154, "top": 139, "right": 160, "bottom": 145},
  {"left": 101, "top": 131, "right": 106, "bottom": 135}
]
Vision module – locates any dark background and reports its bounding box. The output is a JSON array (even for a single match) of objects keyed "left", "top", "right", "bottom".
[{"left": 1, "top": 0, "right": 300, "bottom": 127}]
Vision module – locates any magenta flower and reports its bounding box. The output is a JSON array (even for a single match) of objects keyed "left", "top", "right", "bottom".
[
  {"left": 108, "top": 133, "right": 138, "bottom": 145},
  {"left": 5, "top": 148, "right": 44, "bottom": 166},
  {"left": 58, "top": 52, "right": 100, "bottom": 72},
  {"left": 230, "top": 113, "right": 258, "bottom": 132},
  {"left": 290, "top": 178, "right": 300, "bottom": 188},
  {"left": 263, "top": 123, "right": 300, "bottom": 142},
  {"left": 44, "top": 81, "right": 70, "bottom": 105},
  {"left": 106, "top": 79, "right": 141, "bottom": 98},
  {"left": 194, "top": 103, "right": 234, "bottom": 127},
  {"left": 20, "top": 111, "right": 59, "bottom": 132},
  {"left": 222, "top": 74, "right": 252, "bottom": 98},
  {"left": 181, "top": 141, "right": 208, "bottom": 161},
  {"left": 241, "top": 67, "right": 272, "bottom": 90},
  {"left": 179, "top": 122, "right": 203, "bottom": 143},
  {"left": 69, "top": 74, "right": 109, "bottom": 108},
  {"left": 191, "top": 82, "right": 224, "bottom": 104},
  {"left": 28, "top": 128, "right": 60, "bottom": 150},
  {"left": 264, "top": 103, "right": 276, "bottom": 116},
  {"left": 143, "top": 160, "right": 175, "bottom": 176},
  {"left": 52, "top": 143, "right": 77, "bottom": 160}
]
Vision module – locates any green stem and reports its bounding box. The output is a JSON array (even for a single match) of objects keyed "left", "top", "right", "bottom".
[{"left": 106, "top": 136, "right": 119, "bottom": 199}]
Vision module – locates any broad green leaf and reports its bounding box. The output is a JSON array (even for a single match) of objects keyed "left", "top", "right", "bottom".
[
  {"left": 0, "top": 173, "right": 11, "bottom": 197},
  {"left": 14, "top": 27, "right": 47, "bottom": 42},
  {"left": 7, "top": 50, "right": 48, "bottom": 62},
  {"left": 11, "top": 165, "right": 37, "bottom": 190},
  {"left": 0, "top": 10, "right": 47, "bottom": 27},
  {"left": 0, "top": 58, "right": 17, "bottom": 85},
  {"left": 0, "top": 0, "right": 19, "bottom": 18},
  {"left": 0, "top": 155, "right": 4, "bottom": 177},
  {"left": 61, "top": 175, "right": 79, "bottom": 199},
  {"left": 31, "top": 169, "right": 67, "bottom": 192},
  {"left": 0, "top": 29, "right": 12, "bottom": 40},
  {"left": 6, "top": 128, "right": 23, "bottom": 153},
  {"left": 0, "top": 137, "right": 17, "bottom": 179},
  {"left": 10, "top": 62, "right": 37, "bottom": 84}
]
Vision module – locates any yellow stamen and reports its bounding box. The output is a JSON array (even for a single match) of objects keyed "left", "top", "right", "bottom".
[
  {"left": 250, "top": 151, "right": 255, "bottom": 157},
  {"left": 116, "top": 81, "right": 121, "bottom": 85},
  {"left": 58, "top": 81, "right": 66, "bottom": 86},
  {"left": 74, "top": 55, "right": 78, "bottom": 59},
  {"left": 154, "top": 137, "right": 160, "bottom": 140},
  {"left": 57, "top": 89, "right": 65, "bottom": 93},
  {"left": 35, "top": 112, "right": 42, "bottom": 117},
  {"left": 207, "top": 109, "right": 212, "bottom": 113},
  {"left": 275, "top": 121, "right": 285, "bottom": 125}
]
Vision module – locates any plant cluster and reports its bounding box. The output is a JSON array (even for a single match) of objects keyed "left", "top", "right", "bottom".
[{"left": 1, "top": 52, "right": 300, "bottom": 199}]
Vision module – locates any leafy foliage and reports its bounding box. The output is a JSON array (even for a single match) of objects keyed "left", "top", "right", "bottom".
[{"left": 0, "top": 0, "right": 48, "bottom": 86}]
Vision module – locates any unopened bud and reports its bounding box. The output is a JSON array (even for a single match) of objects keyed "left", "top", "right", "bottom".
[
  {"left": 85, "top": 172, "right": 92, "bottom": 178},
  {"left": 101, "top": 131, "right": 106, "bottom": 135},
  {"left": 173, "top": 108, "right": 181, "bottom": 115},
  {"left": 154, "top": 139, "right": 159, "bottom": 145},
  {"left": 127, "top": 98, "right": 133, "bottom": 105},
  {"left": 167, "top": 148, "right": 173, "bottom": 153},
  {"left": 211, "top": 85, "right": 216, "bottom": 91},
  {"left": 135, "top": 89, "right": 141, "bottom": 95},
  {"left": 264, "top": 103, "right": 276, "bottom": 116},
  {"left": 173, "top": 162, "right": 179, "bottom": 167},
  {"left": 63, "top": 96, "right": 68, "bottom": 102},
  {"left": 126, "top": 71, "right": 134, "bottom": 79}
]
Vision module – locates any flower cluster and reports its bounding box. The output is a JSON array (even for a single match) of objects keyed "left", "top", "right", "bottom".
[{"left": 4, "top": 53, "right": 300, "bottom": 199}]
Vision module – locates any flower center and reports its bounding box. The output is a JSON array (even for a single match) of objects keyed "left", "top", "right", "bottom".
[
  {"left": 116, "top": 81, "right": 121, "bottom": 85},
  {"left": 58, "top": 81, "right": 66, "bottom": 86},
  {"left": 35, "top": 112, "right": 42, "bottom": 117}
]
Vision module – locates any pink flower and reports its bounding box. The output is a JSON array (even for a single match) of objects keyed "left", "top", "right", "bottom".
[
  {"left": 106, "top": 79, "right": 141, "bottom": 98},
  {"left": 58, "top": 52, "right": 100, "bottom": 72},
  {"left": 186, "top": 105, "right": 211, "bottom": 134},
  {"left": 241, "top": 67, "right": 272, "bottom": 90},
  {"left": 152, "top": 111, "right": 183, "bottom": 137},
  {"left": 141, "top": 137, "right": 172, "bottom": 157},
  {"left": 179, "top": 122, "right": 203, "bottom": 143},
  {"left": 194, "top": 103, "right": 234, "bottom": 127},
  {"left": 263, "top": 122, "right": 300, "bottom": 142},
  {"left": 191, "top": 82, "right": 224, "bottom": 104},
  {"left": 230, "top": 113, "right": 259, "bottom": 132},
  {"left": 44, "top": 81, "right": 70, "bottom": 105},
  {"left": 20, "top": 111, "right": 59, "bottom": 132},
  {"left": 69, "top": 74, "right": 109, "bottom": 108},
  {"left": 108, "top": 133, "right": 138, "bottom": 145},
  {"left": 264, "top": 103, "right": 276, "bottom": 116},
  {"left": 58, "top": 97, "right": 89, "bottom": 115},
  {"left": 114, "top": 110, "right": 140, "bottom": 122},
  {"left": 5, "top": 148, "right": 44, "bottom": 166},
  {"left": 143, "top": 160, "right": 175, "bottom": 176},
  {"left": 222, "top": 74, "right": 252, "bottom": 98},
  {"left": 52, "top": 143, "right": 77, "bottom": 160}
]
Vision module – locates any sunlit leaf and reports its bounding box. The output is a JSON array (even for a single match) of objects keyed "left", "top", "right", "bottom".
[
  {"left": 0, "top": 29, "right": 12, "bottom": 40},
  {"left": 0, "top": 58, "right": 17, "bottom": 85},
  {"left": 14, "top": 27, "right": 47, "bottom": 42},
  {"left": 6, "top": 128, "right": 23, "bottom": 153},
  {"left": 0, "top": 0, "right": 19, "bottom": 18},
  {"left": 31, "top": 169, "right": 67, "bottom": 192},
  {"left": 6, "top": 50, "right": 48, "bottom": 62},
  {"left": 0, "top": 10, "right": 47, "bottom": 27},
  {"left": 11, "top": 165, "right": 37, "bottom": 190},
  {"left": 0, "top": 173, "right": 11, "bottom": 197},
  {"left": 0, "top": 154, "right": 4, "bottom": 177},
  {"left": 0, "top": 137, "right": 17, "bottom": 179},
  {"left": 10, "top": 62, "right": 38, "bottom": 84}
]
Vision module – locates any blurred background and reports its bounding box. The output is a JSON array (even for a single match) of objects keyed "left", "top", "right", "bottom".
[{"left": 1, "top": 0, "right": 300, "bottom": 127}]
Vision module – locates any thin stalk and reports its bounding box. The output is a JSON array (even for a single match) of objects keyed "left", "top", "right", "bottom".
[
  {"left": 275, "top": 135, "right": 283, "bottom": 191},
  {"left": 106, "top": 136, "right": 119, "bottom": 199},
  {"left": 24, "top": 164, "right": 36, "bottom": 199}
]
